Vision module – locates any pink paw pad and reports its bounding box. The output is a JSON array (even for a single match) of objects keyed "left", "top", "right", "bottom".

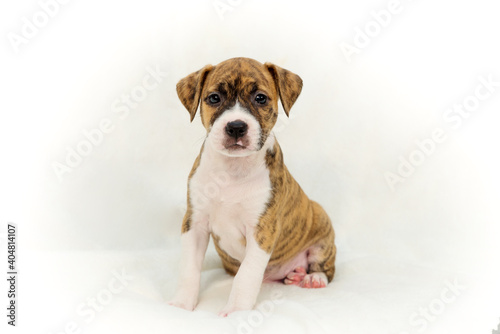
[
  {"left": 284, "top": 267, "right": 327, "bottom": 289},
  {"left": 284, "top": 266, "right": 307, "bottom": 285}
]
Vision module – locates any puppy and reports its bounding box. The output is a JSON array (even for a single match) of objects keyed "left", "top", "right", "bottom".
[{"left": 169, "top": 57, "right": 336, "bottom": 316}]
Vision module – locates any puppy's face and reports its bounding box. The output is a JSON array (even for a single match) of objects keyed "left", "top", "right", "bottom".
[{"left": 177, "top": 58, "right": 302, "bottom": 157}]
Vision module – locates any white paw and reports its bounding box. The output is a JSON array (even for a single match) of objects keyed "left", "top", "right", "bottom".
[
  {"left": 302, "top": 272, "right": 328, "bottom": 288},
  {"left": 168, "top": 294, "right": 197, "bottom": 311},
  {"left": 218, "top": 302, "right": 253, "bottom": 317},
  {"left": 218, "top": 309, "right": 232, "bottom": 318}
]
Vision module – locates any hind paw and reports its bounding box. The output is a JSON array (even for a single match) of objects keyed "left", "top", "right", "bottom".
[{"left": 284, "top": 267, "right": 327, "bottom": 288}]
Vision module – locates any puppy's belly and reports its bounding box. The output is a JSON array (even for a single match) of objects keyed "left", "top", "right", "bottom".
[{"left": 263, "top": 250, "right": 309, "bottom": 281}]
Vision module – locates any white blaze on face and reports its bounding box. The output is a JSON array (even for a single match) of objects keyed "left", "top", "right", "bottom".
[{"left": 207, "top": 102, "right": 262, "bottom": 157}]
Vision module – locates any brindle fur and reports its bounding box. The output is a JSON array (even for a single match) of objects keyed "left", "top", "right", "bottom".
[{"left": 177, "top": 57, "right": 336, "bottom": 282}]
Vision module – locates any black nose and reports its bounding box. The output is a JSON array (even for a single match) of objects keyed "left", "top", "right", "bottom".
[{"left": 225, "top": 120, "right": 248, "bottom": 139}]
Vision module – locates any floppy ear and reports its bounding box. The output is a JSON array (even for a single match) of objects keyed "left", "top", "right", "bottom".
[
  {"left": 176, "top": 65, "right": 213, "bottom": 122},
  {"left": 264, "top": 63, "right": 303, "bottom": 116}
]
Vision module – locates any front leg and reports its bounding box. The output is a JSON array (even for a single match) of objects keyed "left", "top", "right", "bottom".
[
  {"left": 219, "top": 226, "right": 271, "bottom": 317},
  {"left": 168, "top": 214, "right": 209, "bottom": 311}
]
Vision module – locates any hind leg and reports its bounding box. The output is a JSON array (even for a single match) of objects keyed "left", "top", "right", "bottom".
[
  {"left": 284, "top": 203, "right": 336, "bottom": 288},
  {"left": 307, "top": 201, "right": 337, "bottom": 282},
  {"left": 306, "top": 235, "right": 336, "bottom": 283}
]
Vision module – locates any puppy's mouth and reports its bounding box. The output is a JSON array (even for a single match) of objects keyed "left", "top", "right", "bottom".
[{"left": 225, "top": 139, "right": 248, "bottom": 150}]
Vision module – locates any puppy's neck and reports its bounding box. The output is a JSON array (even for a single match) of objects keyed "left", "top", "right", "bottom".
[{"left": 204, "top": 133, "right": 275, "bottom": 178}]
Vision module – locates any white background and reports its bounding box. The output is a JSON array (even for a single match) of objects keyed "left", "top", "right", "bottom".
[{"left": 1, "top": 0, "right": 499, "bottom": 333}]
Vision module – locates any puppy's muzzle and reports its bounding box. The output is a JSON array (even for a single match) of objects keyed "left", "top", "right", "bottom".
[{"left": 225, "top": 120, "right": 248, "bottom": 140}]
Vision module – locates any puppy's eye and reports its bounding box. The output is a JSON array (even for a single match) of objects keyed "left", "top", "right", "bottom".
[
  {"left": 207, "top": 93, "right": 221, "bottom": 105},
  {"left": 255, "top": 94, "right": 267, "bottom": 105}
]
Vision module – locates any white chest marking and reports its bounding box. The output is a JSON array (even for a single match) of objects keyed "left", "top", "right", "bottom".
[{"left": 189, "top": 136, "right": 274, "bottom": 262}]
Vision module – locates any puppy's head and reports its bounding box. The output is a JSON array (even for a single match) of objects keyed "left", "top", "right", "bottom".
[{"left": 176, "top": 57, "right": 302, "bottom": 157}]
